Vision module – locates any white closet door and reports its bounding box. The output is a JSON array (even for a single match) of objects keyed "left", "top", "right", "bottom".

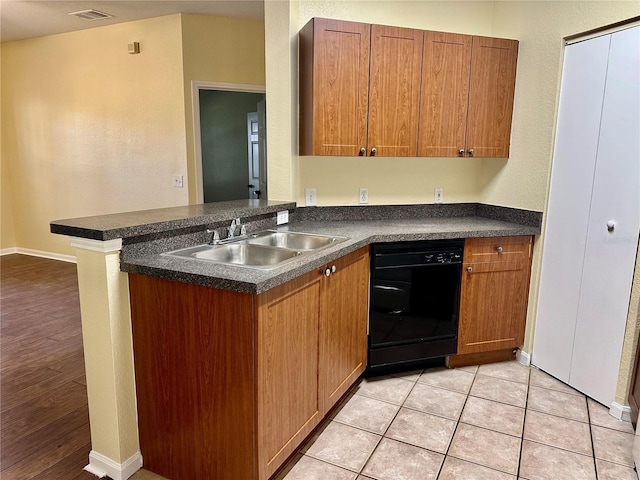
[
  {"left": 569, "top": 26, "right": 640, "bottom": 406},
  {"left": 533, "top": 35, "right": 611, "bottom": 382}
]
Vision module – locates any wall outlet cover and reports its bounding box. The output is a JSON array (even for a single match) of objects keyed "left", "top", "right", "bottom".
[
  {"left": 305, "top": 188, "right": 317, "bottom": 206},
  {"left": 276, "top": 210, "right": 289, "bottom": 225},
  {"left": 435, "top": 188, "right": 443, "bottom": 203},
  {"left": 359, "top": 188, "right": 369, "bottom": 204},
  {"left": 173, "top": 175, "right": 184, "bottom": 188}
]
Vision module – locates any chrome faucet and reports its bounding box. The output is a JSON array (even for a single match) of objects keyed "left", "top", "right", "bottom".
[
  {"left": 228, "top": 218, "right": 242, "bottom": 239},
  {"left": 206, "top": 228, "right": 220, "bottom": 245}
]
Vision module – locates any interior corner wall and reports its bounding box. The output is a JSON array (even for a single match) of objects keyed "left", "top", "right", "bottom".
[
  {"left": 486, "top": 1, "right": 639, "bottom": 373},
  {"left": 481, "top": 1, "right": 640, "bottom": 212},
  {"left": 615, "top": 239, "right": 640, "bottom": 405},
  {"left": 180, "top": 14, "right": 266, "bottom": 204},
  {"left": 1, "top": 14, "right": 188, "bottom": 257},
  {"left": 1, "top": 155, "right": 17, "bottom": 251},
  {"left": 268, "top": 1, "right": 638, "bottom": 209},
  {"left": 264, "top": 0, "right": 299, "bottom": 202}
]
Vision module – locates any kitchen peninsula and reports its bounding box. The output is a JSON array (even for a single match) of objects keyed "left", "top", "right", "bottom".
[{"left": 51, "top": 200, "right": 541, "bottom": 480}]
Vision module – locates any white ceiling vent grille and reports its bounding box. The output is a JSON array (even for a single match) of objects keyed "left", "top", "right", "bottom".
[{"left": 68, "top": 9, "right": 114, "bottom": 21}]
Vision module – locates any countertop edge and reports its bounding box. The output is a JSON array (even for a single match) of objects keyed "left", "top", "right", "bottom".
[
  {"left": 50, "top": 201, "right": 297, "bottom": 241},
  {"left": 121, "top": 219, "right": 540, "bottom": 295}
]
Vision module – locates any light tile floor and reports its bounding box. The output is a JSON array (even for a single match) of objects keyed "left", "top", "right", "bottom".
[{"left": 276, "top": 361, "right": 639, "bottom": 480}]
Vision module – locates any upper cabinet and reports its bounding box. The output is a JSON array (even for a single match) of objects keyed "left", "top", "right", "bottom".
[
  {"left": 367, "top": 25, "right": 423, "bottom": 157},
  {"left": 299, "top": 18, "right": 371, "bottom": 156},
  {"left": 299, "top": 18, "right": 423, "bottom": 156},
  {"left": 418, "top": 33, "right": 518, "bottom": 158},
  {"left": 418, "top": 31, "right": 472, "bottom": 157},
  {"left": 465, "top": 36, "right": 519, "bottom": 158},
  {"left": 299, "top": 18, "right": 519, "bottom": 158}
]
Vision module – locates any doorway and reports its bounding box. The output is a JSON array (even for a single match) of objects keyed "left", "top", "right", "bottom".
[{"left": 193, "top": 82, "right": 267, "bottom": 203}]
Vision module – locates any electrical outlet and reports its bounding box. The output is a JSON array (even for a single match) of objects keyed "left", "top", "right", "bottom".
[
  {"left": 435, "top": 188, "right": 443, "bottom": 203},
  {"left": 276, "top": 210, "right": 289, "bottom": 225},
  {"left": 359, "top": 188, "right": 369, "bottom": 204},
  {"left": 305, "top": 188, "right": 317, "bottom": 206},
  {"left": 173, "top": 175, "right": 184, "bottom": 188}
]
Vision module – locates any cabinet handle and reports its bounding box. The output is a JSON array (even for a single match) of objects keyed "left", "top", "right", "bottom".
[
  {"left": 459, "top": 149, "right": 465, "bottom": 157},
  {"left": 607, "top": 220, "right": 615, "bottom": 232},
  {"left": 496, "top": 246, "right": 503, "bottom": 253},
  {"left": 370, "top": 148, "right": 377, "bottom": 156},
  {"left": 322, "top": 265, "right": 337, "bottom": 277},
  {"left": 466, "top": 266, "right": 473, "bottom": 273},
  {"left": 359, "top": 147, "right": 366, "bottom": 155},
  {"left": 468, "top": 148, "right": 474, "bottom": 157}
]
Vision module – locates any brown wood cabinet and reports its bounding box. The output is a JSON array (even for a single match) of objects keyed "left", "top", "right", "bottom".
[
  {"left": 300, "top": 18, "right": 519, "bottom": 158},
  {"left": 319, "top": 248, "right": 370, "bottom": 414},
  {"left": 419, "top": 33, "right": 518, "bottom": 158},
  {"left": 299, "top": 18, "right": 423, "bottom": 156},
  {"left": 256, "top": 271, "right": 322, "bottom": 477},
  {"left": 128, "top": 246, "right": 369, "bottom": 480},
  {"left": 457, "top": 236, "right": 533, "bottom": 356}
]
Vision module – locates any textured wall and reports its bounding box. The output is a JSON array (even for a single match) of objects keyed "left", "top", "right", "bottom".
[
  {"left": 1, "top": 15, "right": 188, "bottom": 257},
  {"left": 265, "top": 0, "right": 639, "bottom": 208},
  {"left": 615, "top": 240, "right": 640, "bottom": 405},
  {"left": 483, "top": 1, "right": 640, "bottom": 211},
  {"left": 1, "top": 151, "right": 16, "bottom": 251}
]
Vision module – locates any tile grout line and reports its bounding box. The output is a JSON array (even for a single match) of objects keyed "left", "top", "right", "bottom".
[
  {"left": 587, "top": 397, "right": 600, "bottom": 480},
  {"left": 518, "top": 369, "right": 530, "bottom": 480},
  {"left": 287, "top": 362, "right": 636, "bottom": 479},
  {"left": 435, "top": 366, "right": 477, "bottom": 478},
  {"left": 356, "top": 370, "right": 423, "bottom": 478}
]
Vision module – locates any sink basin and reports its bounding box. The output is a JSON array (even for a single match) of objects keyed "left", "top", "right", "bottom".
[
  {"left": 164, "top": 243, "right": 303, "bottom": 269},
  {"left": 245, "top": 230, "right": 348, "bottom": 251},
  {"left": 163, "top": 230, "right": 349, "bottom": 270}
]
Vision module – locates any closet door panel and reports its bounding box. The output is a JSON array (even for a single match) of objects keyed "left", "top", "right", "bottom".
[
  {"left": 532, "top": 35, "right": 611, "bottom": 381},
  {"left": 569, "top": 26, "right": 640, "bottom": 406}
]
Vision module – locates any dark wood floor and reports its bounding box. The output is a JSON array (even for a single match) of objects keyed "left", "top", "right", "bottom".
[{"left": 1, "top": 254, "right": 97, "bottom": 480}]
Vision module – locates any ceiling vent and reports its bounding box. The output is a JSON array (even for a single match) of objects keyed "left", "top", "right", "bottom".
[{"left": 68, "top": 9, "right": 114, "bottom": 21}]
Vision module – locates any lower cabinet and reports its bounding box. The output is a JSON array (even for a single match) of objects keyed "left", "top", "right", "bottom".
[
  {"left": 454, "top": 236, "right": 533, "bottom": 362},
  {"left": 128, "top": 246, "right": 369, "bottom": 480}
]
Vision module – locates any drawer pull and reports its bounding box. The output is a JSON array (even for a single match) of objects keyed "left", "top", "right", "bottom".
[
  {"left": 496, "top": 246, "right": 503, "bottom": 253},
  {"left": 323, "top": 265, "right": 337, "bottom": 277},
  {"left": 466, "top": 266, "right": 473, "bottom": 273}
]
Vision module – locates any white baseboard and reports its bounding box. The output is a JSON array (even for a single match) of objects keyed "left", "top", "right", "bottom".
[
  {"left": 610, "top": 402, "right": 632, "bottom": 422},
  {"left": 84, "top": 450, "right": 143, "bottom": 480},
  {"left": 0, "top": 247, "right": 76, "bottom": 263},
  {"left": 517, "top": 349, "right": 531, "bottom": 366}
]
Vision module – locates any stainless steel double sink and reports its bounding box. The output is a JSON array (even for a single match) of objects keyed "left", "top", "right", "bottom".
[{"left": 163, "top": 230, "right": 348, "bottom": 269}]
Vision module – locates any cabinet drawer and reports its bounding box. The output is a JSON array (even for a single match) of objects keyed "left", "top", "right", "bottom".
[{"left": 464, "top": 236, "right": 532, "bottom": 263}]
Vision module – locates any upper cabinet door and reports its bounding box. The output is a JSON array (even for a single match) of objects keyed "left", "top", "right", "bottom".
[
  {"left": 418, "top": 31, "right": 472, "bottom": 157},
  {"left": 367, "top": 25, "right": 424, "bottom": 157},
  {"left": 466, "top": 36, "right": 518, "bottom": 158},
  {"left": 299, "top": 18, "right": 370, "bottom": 156}
]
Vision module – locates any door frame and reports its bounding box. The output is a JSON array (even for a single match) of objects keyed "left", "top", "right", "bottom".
[{"left": 191, "top": 81, "right": 266, "bottom": 204}]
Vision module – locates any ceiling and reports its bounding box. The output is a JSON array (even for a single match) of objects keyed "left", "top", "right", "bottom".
[{"left": 0, "top": 0, "right": 264, "bottom": 43}]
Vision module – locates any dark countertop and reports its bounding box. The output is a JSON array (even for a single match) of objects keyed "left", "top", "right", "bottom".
[
  {"left": 50, "top": 199, "right": 296, "bottom": 241},
  {"left": 121, "top": 216, "right": 540, "bottom": 294}
]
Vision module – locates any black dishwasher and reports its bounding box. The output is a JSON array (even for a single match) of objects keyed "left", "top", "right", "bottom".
[{"left": 368, "top": 239, "right": 464, "bottom": 373}]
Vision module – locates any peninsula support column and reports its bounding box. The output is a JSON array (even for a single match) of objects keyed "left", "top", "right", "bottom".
[{"left": 71, "top": 237, "right": 141, "bottom": 480}]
